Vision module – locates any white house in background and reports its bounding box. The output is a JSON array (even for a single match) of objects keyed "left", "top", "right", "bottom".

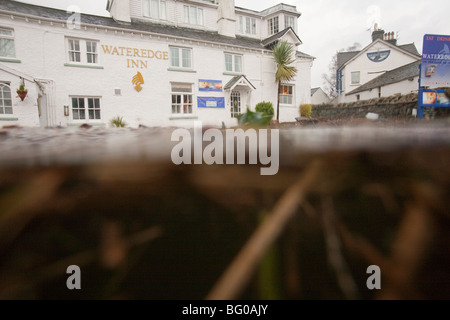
[
  {"left": 337, "top": 27, "right": 421, "bottom": 103},
  {"left": 0, "top": 0, "right": 314, "bottom": 128},
  {"left": 311, "top": 87, "right": 330, "bottom": 105}
]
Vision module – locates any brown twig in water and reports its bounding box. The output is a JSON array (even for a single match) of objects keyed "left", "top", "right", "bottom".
[{"left": 205, "top": 160, "right": 323, "bottom": 300}]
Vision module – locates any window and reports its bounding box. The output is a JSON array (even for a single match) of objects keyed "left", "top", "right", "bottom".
[
  {"left": 71, "top": 97, "right": 101, "bottom": 121},
  {"left": 285, "top": 16, "right": 295, "bottom": 30},
  {"left": 268, "top": 16, "right": 279, "bottom": 35},
  {"left": 143, "top": 0, "right": 166, "bottom": 19},
  {"left": 351, "top": 72, "right": 360, "bottom": 85},
  {"left": 246, "top": 17, "right": 256, "bottom": 35},
  {"left": 68, "top": 39, "right": 81, "bottom": 62},
  {"left": 170, "top": 47, "right": 192, "bottom": 69},
  {"left": 0, "top": 83, "right": 12, "bottom": 114},
  {"left": 86, "top": 41, "right": 98, "bottom": 64},
  {"left": 224, "top": 53, "right": 242, "bottom": 73},
  {"left": 171, "top": 83, "right": 193, "bottom": 115},
  {"left": 184, "top": 5, "right": 203, "bottom": 25},
  {"left": 279, "top": 85, "right": 294, "bottom": 105},
  {"left": 67, "top": 38, "right": 99, "bottom": 65},
  {"left": 0, "top": 28, "right": 16, "bottom": 58},
  {"left": 230, "top": 91, "right": 241, "bottom": 118}
]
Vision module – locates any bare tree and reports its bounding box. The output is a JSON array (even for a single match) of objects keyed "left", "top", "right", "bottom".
[{"left": 322, "top": 43, "right": 362, "bottom": 99}]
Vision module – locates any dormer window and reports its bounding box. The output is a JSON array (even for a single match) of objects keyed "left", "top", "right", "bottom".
[
  {"left": 184, "top": 5, "right": 204, "bottom": 26},
  {"left": 143, "top": 0, "right": 167, "bottom": 20},
  {"left": 285, "top": 16, "right": 295, "bottom": 30},
  {"left": 239, "top": 16, "right": 256, "bottom": 35},
  {"left": 268, "top": 17, "right": 279, "bottom": 35}
]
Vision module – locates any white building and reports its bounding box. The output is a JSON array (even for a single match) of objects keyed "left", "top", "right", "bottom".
[
  {"left": 337, "top": 28, "right": 421, "bottom": 103},
  {"left": 311, "top": 87, "right": 330, "bottom": 105},
  {"left": 0, "top": 0, "right": 314, "bottom": 128}
]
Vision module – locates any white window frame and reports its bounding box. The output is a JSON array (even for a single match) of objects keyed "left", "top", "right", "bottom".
[
  {"left": 143, "top": 0, "right": 167, "bottom": 20},
  {"left": 183, "top": 5, "right": 203, "bottom": 25},
  {"left": 0, "top": 28, "right": 16, "bottom": 58},
  {"left": 70, "top": 96, "right": 102, "bottom": 122},
  {"left": 285, "top": 16, "right": 296, "bottom": 30},
  {"left": 171, "top": 83, "right": 193, "bottom": 115},
  {"left": 245, "top": 17, "right": 256, "bottom": 35},
  {"left": 351, "top": 71, "right": 360, "bottom": 85},
  {"left": 0, "top": 83, "right": 13, "bottom": 115},
  {"left": 224, "top": 53, "right": 243, "bottom": 74},
  {"left": 268, "top": 16, "right": 279, "bottom": 35},
  {"left": 66, "top": 38, "right": 100, "bottom": 65},
  {"left": 279, "top": 84, "right": 294, "bottom": 105},
  {"left": 169, "top": 46, "right": 193, "bottom": 70}
]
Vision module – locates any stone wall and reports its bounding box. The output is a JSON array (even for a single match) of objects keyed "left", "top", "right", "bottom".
[{"left": 311, "top": 93, "right": 450, "bottom": 120}]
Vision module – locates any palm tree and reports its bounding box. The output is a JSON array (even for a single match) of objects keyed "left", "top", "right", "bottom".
[{"left": 272, "top": 40, "right": 297, "bottom": 122}]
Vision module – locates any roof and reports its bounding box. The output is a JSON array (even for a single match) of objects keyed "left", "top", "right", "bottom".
[
  {"left": 337, "top": 40, "right": 421, "bottom": 71},
  {"left": 337, "top": 51, "right": 359, "bottom": 70},
  {"left": 0, "top": 1, "right": 266, "bottom": 50},
  {"left": 311, "top": 87, "right": 321, "bottom": 96},
  {"left": 346, "top": 61, "right": 420, "bottom": 95},
  {"left": 224, "top": 75, "right": 256, "bottom": 91},
  {"left": 262, "top": 27, "right": 302, "bottom": 48},
  {"left": 398, "top": 43, "right": 420, "bottom": 56}
]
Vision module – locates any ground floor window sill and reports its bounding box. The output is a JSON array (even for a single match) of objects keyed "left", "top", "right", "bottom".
[{"left": 0, "top": 117, "right": 19, "bottom": 121}]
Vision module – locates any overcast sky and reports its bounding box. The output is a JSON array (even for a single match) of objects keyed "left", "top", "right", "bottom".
[{"left": 14, "top": 0, "right": 450, "bottom": 89}]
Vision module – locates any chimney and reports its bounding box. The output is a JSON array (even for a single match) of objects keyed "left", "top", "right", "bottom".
[
  {"left": 372, "top": 29, "right": 385, "bottom": 42},
  {"left": 106, "top": 0, "right": 131, "bottom": 24},
  {"left": 217, "top": 0, "right": 236, "bottom": 38},
  {"left": 384, "top": 31, "right": 398, "bottom": 46}
]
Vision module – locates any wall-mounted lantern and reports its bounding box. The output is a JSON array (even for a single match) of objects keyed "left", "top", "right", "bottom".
[{"left": 64, "top": 105, "right": 69, "bottom": 116}]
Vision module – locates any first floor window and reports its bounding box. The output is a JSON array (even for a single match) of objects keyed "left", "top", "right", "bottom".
[
  {"left": 68, "top": 39, "right": 81, "bottom": 62},
  {"left": 71, "top": 97, "right": 101, "bottom": 121},
  {"left": 86, "top": 41, "right": 98, "bottom": 64},
  {"left": 0, "top": 83, "right": 12, "bottom": 114},
  {"left": 0, "top": 28, "right": 16, "bottom": 58},
  {"left": 171, "top": 83, "right": 193, "bottom": 115},
  {"left": 144, "top": 0, "right": 166, "bottom": 19},
  {"left": 170, "top": 47, "right": 192, "bottom": 69},
  {"left": 230, "top": 91, "right": 241, "bottom": 118},
  {"left": 268, "top": 16, "right": 279, "bottom": 35},
  {"left": 351, "top": 71, "right": 360, "bottom": 85},
  {"left": 279, "top": 85, "right": 294, "bottom": 105},
  {"left": 67, "top": 38, "right": 99, "bottom": 65},
  {"left": 225, "top": 53, "right": 242, "bottom": 73}
]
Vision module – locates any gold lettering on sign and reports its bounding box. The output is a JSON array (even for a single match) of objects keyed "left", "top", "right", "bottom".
[
  {"left": 101, "top": 45, "right": 169, "bottom": 60},
  {"left": 132, "top": 71, "right": 144, "bottom": 92}
]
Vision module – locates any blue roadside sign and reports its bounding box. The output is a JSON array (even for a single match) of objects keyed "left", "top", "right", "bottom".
[{"left": 417, "top": 34, "right": 450, "bottom": 118}]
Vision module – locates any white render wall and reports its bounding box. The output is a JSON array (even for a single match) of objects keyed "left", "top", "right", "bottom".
[
  {"left": 345, "top": 76, "right": 419, "bottom": 102},
  {"left": 0, "top": 70, "right": 40, "bottom": 127},
  {"left": 339, "top": 41, "right": 419, "bottom": 103},
  {"left": 0, "top": 14, "right": 312, "bottom": 128}
]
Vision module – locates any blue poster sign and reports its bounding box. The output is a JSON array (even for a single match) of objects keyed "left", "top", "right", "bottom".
[
  {"left": 367, "top": 50, "right": 390, "bottom": 63},
  {"left": 417, "top": 34, "right": 450, "bottom": 118},
  {"left": 198, "top": 97, "right": 225, "bottom": 109},
  {"left": 199, "top": 79, "right": 223, "bottom": 92},
  {"left": 420, "top": 34, "right": 450, "bottom": 87}
]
